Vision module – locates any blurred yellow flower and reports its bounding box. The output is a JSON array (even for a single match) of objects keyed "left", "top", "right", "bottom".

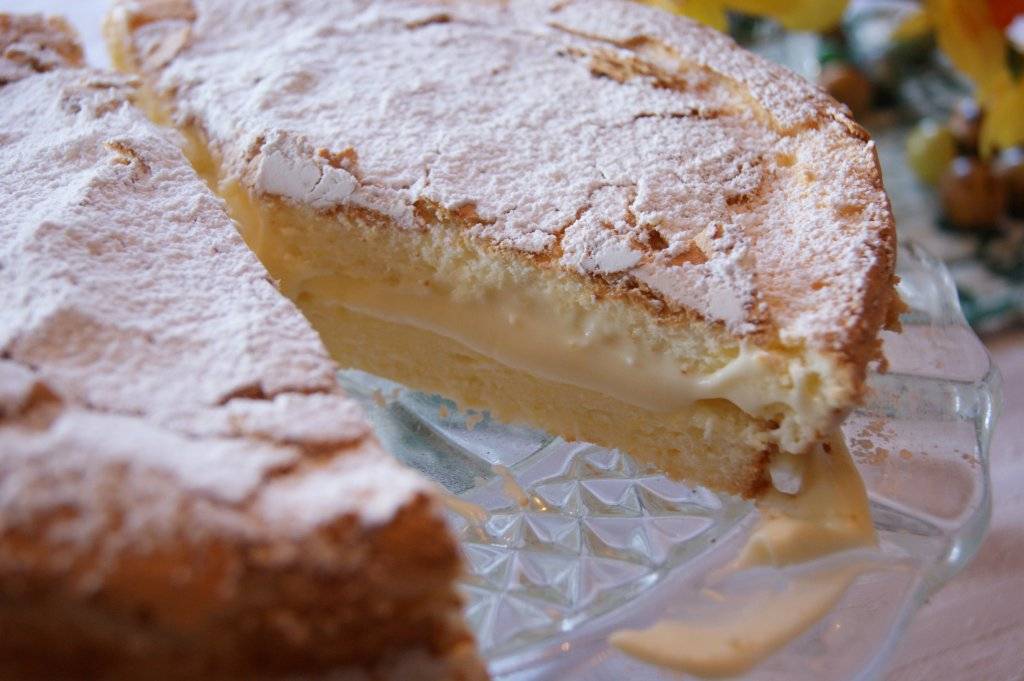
[
  {"left": 926, "top": 0, "right": 1024, "bottom": 153},
  {"left": 644, "top": 0, "right": 1024, "bottom": 152},
  {"left": 638, "top": 0, "right": 848, "bottom": 32}
]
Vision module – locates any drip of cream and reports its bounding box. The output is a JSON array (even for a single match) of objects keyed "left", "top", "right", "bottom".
[
  {"left": 441, "top": 495, "right": 488, "bottom": 526},
  {"left": 610, "top": 432, "right": 877, "bottom": 677},
  {"left": 493, "top": 464, "right": 537, "bottom": 509},
  {"left": 442, "top": 464, "right": 541, "bottom": 525},
  {"left": 737, "top": 436, "right": 876, "bottom": 569}
]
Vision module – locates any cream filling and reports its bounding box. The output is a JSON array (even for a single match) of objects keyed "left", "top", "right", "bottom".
[
  {"left": 610, "top": 433, "right": 878, "bottom": 677},
  {"left": 288, "top": 272, "right": 836, "bottom": 453}
]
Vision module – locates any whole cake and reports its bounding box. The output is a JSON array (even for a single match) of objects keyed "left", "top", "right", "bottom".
[
  {"left": 107, "top": 0, "right": 901, "bottom": 495},
  {"left": 0, "top": 15, "right": 482, "bottom": 680}
]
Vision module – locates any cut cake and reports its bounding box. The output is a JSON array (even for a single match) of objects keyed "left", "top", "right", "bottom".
[{"left": 106, "top": 0, "right": 901, "bottom": 496}]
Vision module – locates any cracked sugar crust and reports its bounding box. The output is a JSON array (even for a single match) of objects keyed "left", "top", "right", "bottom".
[
  {"left": 112, "top": 0, "right": 899, "bottom": 365},
  {"left": 0, "top": 63, "right": 433, "bottom": 540}
]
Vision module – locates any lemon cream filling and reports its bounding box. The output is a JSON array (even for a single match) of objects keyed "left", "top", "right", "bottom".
[{"left": 277, "top": 269, "right": 839, "bottom": 454}]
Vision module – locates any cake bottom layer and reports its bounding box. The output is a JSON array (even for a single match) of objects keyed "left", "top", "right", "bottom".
[{"left": 302, "top": 303, "right": 771, "bottom": 496}]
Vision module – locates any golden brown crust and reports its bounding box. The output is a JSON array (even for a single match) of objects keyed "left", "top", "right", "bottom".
[
  {"left": 0, "top": 13, "right": 83, "bottom": 84},
  {"left": 121, "top": 0, "right": 196, "bottom": 30},
  {"left": 821, "top": 122, "right": 902, "bottom": 388},
  {"left": 102, "top": 0, "right": 196, "bottom": 78}
]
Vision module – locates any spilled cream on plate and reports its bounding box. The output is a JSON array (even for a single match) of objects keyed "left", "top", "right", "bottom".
[{"left": 610, "top": 432, "right": 879, "bottom": 678}]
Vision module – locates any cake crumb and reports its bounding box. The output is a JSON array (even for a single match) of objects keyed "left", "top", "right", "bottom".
[
  {"left": 961, "top": 452, "right": 979, "bottom": 467},
  {"left": 465, "top": 411, "right": 484, "bottom": 430}
]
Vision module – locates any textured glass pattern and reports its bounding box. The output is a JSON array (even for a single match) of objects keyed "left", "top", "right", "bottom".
[{"left": 339, "top": 242, "right": 998, "bottom": 680}]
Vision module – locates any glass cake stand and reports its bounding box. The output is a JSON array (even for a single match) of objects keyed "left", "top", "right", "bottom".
[{"left": 340, "top": 241, "right": 999, "bottom": 681}]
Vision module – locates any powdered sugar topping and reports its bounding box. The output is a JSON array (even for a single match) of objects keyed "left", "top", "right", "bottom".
[
  {"left": 0, "top": 66, "right": 431, "bottom": 539},
  {"left": 122, "top": 0, "right": 896, "bottom": 352}
]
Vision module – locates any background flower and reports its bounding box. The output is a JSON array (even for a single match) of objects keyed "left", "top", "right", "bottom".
[
  {"left": 639, "top": 0, "right": 848, "bottom": 32},
  {"left": 922, "top": 0, "right": 1024, "bottom": 152}
]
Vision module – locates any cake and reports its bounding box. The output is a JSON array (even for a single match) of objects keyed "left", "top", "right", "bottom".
[
  {"left": 106, "top": 0, "right": 901, "bottom": 497},
  {"left": 0, "top": 15, "right": 483, "bottom": 680}
]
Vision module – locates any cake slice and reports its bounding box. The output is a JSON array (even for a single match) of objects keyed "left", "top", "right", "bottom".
[
  {"left": 106, "top": 0, "right": 901, "bottom": 496},
  {"left": 0, "top": 15, "right": 482, "bottom": 680}
]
